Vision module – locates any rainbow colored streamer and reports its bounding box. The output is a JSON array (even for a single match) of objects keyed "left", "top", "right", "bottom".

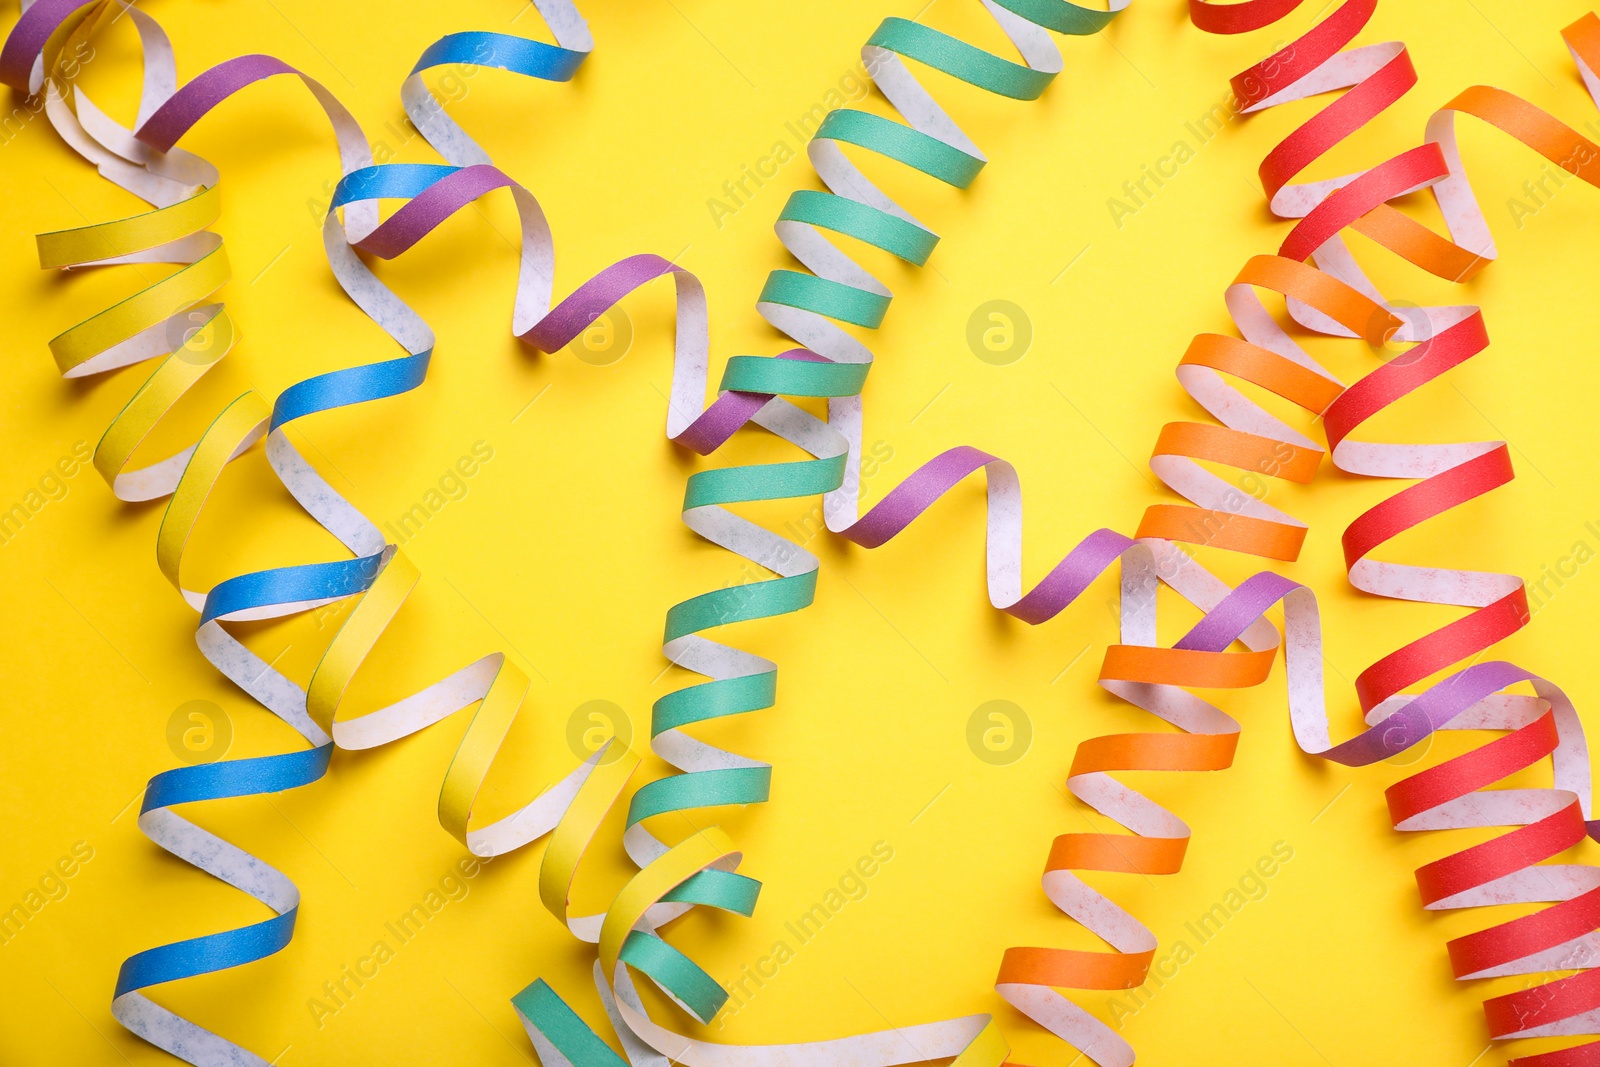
[{"left": 16, "top": 1, "right": 1600, "bottom": 1066}]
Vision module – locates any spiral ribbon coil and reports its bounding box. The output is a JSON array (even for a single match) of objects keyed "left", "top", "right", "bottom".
[
  {"left": 9, "top": 0, "right": 1009, "bottom": 1062},
  {"left": 1157, "top": 1, "right": 1600, "bottom": 1062}
]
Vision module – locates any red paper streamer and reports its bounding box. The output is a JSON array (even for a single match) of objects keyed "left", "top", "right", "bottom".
[{"left": 1169, "top": 2, "right": 1600, "bottom": 1062}]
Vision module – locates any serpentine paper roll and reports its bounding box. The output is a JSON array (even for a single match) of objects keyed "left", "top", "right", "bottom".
[
  {"left": 6, "top": 2, "right": 620, "bottom": 1061},
  {"left": 21, "top": 1, "right": 1600, "bottom": 1065},
  {"left": 10, "top": 2, "right": 1002, "bottom": 1062},
  {"left": 1157, "top": 3, "right": 1600, "bottom": 1062}
]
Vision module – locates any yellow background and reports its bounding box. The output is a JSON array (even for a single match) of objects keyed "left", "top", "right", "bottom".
[{"left": 3, "top": 0, "right": 1600, "bottom": 1063}]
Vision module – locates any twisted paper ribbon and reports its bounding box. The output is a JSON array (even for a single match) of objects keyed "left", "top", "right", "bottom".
[
  {"left": 14, "top": 1, "right": 1007, "bottom": 1060},
  {"left": 748, "top": 2, "right": 1600, "bottom": 1064},
  {"left": 829, "top": 450, "right": 1294, "bottom": 1067},
  {"left": 400, "top": 6, "right": 590, "bottom": 168},
  {"left": 522, "top": 2, "right": 1297, "bottom": 1062},
  {"left": 31, "top": 4, "right": 1593, "bottom": 1062},
  {"left": 321, "top": 159, "right": 1011, "bottom": 1064},
  {"left": 576, "top": 11, "right": 1145, "bottom": 1045},
  {"left": 1164, "top": 2, "right": 1600, "bottom": 1061},
  {"left": 12, "top": 0, "right": 245, "bottom": 505},
  {"left": 4, "top": 2, "right": 632, "bottom": 1060},
  {"left": 6, "top": 5, "right": 380, "bottom": 1060},
  {"left": 663, "top": 0, "right": 1359, "bottom": 1059},
  {"left": 752, "top": 0, "right": 1121, "bottom": 522}
]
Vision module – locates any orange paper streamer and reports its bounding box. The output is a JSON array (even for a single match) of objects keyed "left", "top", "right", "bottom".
[{"left": 1156, "top": 2, "right": 1600, "bottom": 1062}]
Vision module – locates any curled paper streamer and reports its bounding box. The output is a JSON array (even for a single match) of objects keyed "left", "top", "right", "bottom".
[
  {"left": 323, "top": 160, "right": 1007, "bottom": 1065},
  {"left": 1166, "top": 1, "right": 1600, "bottom": 1061},
  {"left": 599, "top": 0, "right": 1349, "bottom": 1060},
  {"left": 833, "top": 450, "right": 1294, "bottom": 1067},
  {"left": 17, "top": 0, "right": 591, "bottom": 505},
  {"left": 707, "top": 1, "right": 1600, "bottom": 1064},
  {"left": 116, "top": 391, "right": 340, "bottom": 1066},
  {"left": 13, "top": 1, "right": 1005, "bottom": 1061},
  {"left": 7, "top": 6, "right": 373, "bottom": 1061},
  {"left": 753, "top": 0, "right": 1123, "bottom": 523},
  {"left": 521, "top": 1, "right": 1289, "bottom": 1061},
  {"left": 568, "top": 8, "right": 1145, "bottom": 1049},
  {"left": 400, "top": 7, "right": 591, "bottom": 168},
  {"left": 18, "top": 0, "right": 244, "bottom": 505},
  {"left": 1178, "top": 574, "right": 1600, "bottom": 1065},
  {"left": 4, "top": 1, "right": 632, "bottom": 1059}
]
